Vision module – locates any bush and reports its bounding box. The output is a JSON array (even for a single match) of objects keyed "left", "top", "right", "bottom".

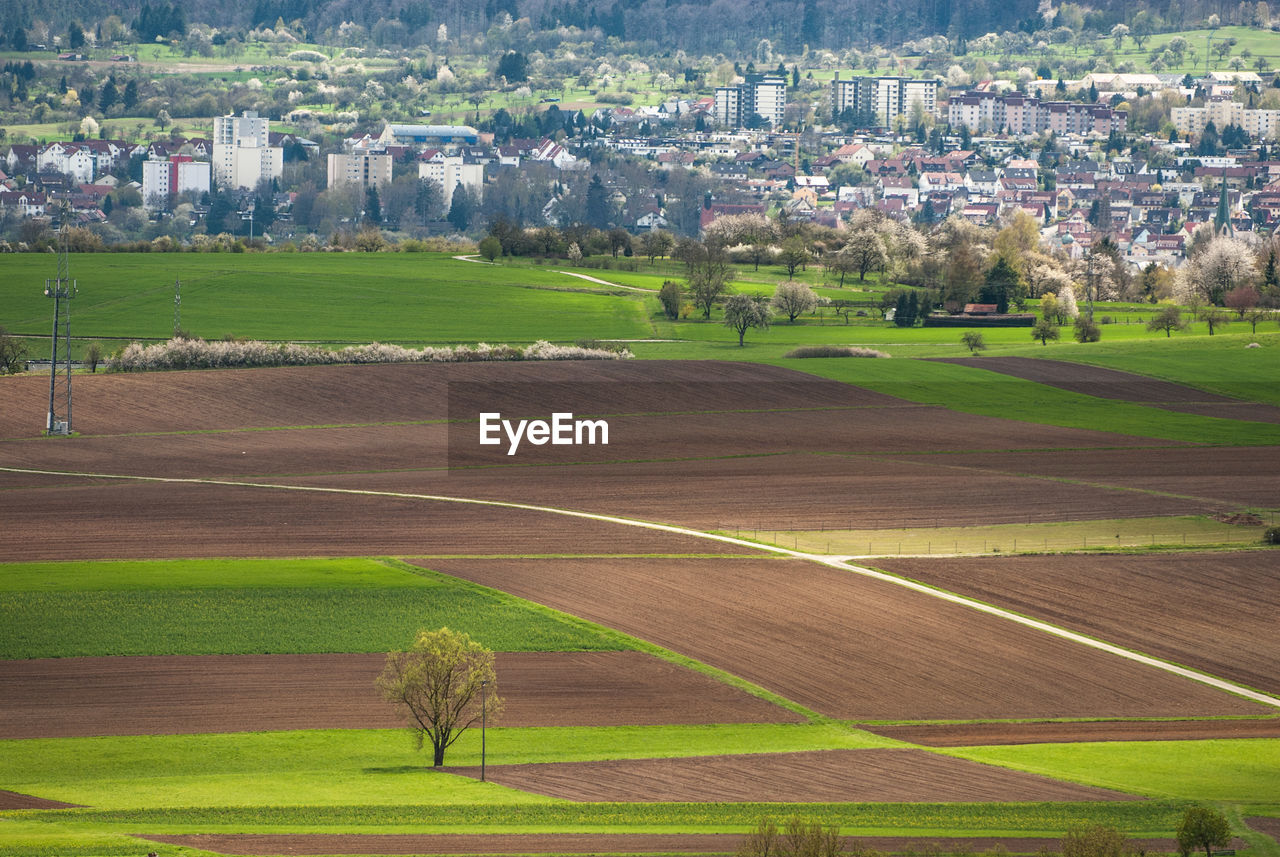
[
  {"left": 1265, "top": 526, "right": 1280, "bottom": 545},
  {"left": 108, "top": 338, "right": 632, "bottom": 372},
  {"left": 1073, "top": 316, "right": 1102, "bottom": 342},
  {"left": 784, "top": 345, "right": 890, "bottom": 358}
]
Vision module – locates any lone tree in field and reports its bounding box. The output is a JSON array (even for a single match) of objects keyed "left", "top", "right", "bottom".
[
  {"left": 376, "top": 627, "right": 502, "bottom": 767},
  {"left": 1177, "top": 806, "right": 1232, "bottom": 857},
  {"left": 1147, "top": 305, "right": 1187, "bottom": 337},
  {"left": 1032, "top": 318, "right": 1060, "bottom": 345},
  {"left": 961, "top": 331, "right": 986, "bottom": 354},
  {"left": 723, "top": 294, "right": 772, "bottom": 346},
  {"left": 1061, "top": 825, "right": 1143, "bottom": 857}
]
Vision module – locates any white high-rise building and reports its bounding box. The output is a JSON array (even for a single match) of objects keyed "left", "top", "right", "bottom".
[
  {"left": 418, "top": 158, "right": 484, "bottom": 202},
  {"left": 212, "top": 111, "right": 283, "bottom": 190},
  {"left": 142, "top": 157, "right": 211, "bottom": 209},
  {"left": 715, "top": 75, "right": 786, "bottom": 128}
]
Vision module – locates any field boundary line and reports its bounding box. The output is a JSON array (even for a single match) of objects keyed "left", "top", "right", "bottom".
[{"left": 4, "top": 464, "right": 1279, "bottom": 712}]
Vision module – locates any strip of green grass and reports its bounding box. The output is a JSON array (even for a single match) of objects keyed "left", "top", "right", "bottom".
[
  {"left": 8, "top": 800, "right": 1195, "bottom": 836},
  {"left": 0, "top": 725, "right": 890, "bottom": 810},
  {"left": 0, "top": 558, "right": 625, "bottom": 657},
  {"left": 0, "top": 253, "right": 652, "bottom": 344},
  {"left": 944, "top": 739, "right": 1280, "bottom": 802}
]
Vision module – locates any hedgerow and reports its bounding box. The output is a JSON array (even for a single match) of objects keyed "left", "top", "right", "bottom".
[{"left": 108, "top": 338, "right": 632, "bottom": 372}]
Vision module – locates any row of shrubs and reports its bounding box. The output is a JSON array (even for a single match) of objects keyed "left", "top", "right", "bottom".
[
  {"left": 783, "top": 345, "right": 890, "bottom": 359},
  {"left": 109, "top": 337, "right": 632, "bottom": 372}
]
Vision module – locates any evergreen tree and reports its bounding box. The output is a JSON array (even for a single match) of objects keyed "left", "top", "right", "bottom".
[
  {"left": 99, "top": 78, "right": 119, "bottom": 114},
  {"left": 68, "top": 21, "right": 85, "bottom": 49},
  {"left": 447, "top": 184, "right": 475, "bottom": 231},
  {"left": 365, "top": 185, "right": 382, "bottom": 224},
  {"left": 585, "top": 173, "right": 610, "bottom": 229},
  {"left": 12, "top": 28, "right": 26, "bottom": 52},
  {"left": 122, "top": 79, "right": 138, "bottom": 111}
]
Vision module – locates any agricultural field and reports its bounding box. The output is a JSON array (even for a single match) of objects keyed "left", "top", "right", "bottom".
[{"left": 1, "top": 254, "right": 1279, "bottom": 857}]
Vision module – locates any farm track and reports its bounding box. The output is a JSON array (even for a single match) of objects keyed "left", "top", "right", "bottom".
[
  {"left": 935, "top": 356, "right": 1280, "bottom": 424},
  {"left": 138, "top": 833, "right": 1201, "bottom": 856},
  {"left": 0, "top": 652, "right": 800, "bottom": 739},
  {"left": 422, "top": 557, "right": 1272, "bottom": 722},
  {"left": 443, "top": 748, "right": 1140, "bottom": 802},
  {"left": 873, "top": 553, "right": 1280, "bottom": 696}
]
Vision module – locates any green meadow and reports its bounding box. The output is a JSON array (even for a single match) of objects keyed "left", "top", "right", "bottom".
[{"left": 0, "top": 558, "right": 628, "bottom": 658}]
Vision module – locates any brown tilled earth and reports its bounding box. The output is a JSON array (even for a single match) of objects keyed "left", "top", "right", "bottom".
[
  {"left": 0, "top": 651, "right": 800, "bottom": 739},
  {"left": 866, "top": 718, "right": 1280, "bottom": 746},
  {"left": 422, "top": 557, "right": 1270, "bottom": 721},
  {"left": 444, "top": 748, "right": 1139, "bottom": 802},
  {"left": 874, "top": 552, "right": 1280, "bottom": 696},
  {"left": 0, "top": 790, "right": 82, "bottom": 810},
  {"left": 138, "top": 833, "right": 1200, "bottom": 856},
  {"left": 1249, "top": 817, "right": 1280, "bottom": 844},
  {"left": 935, "top": 356, "right": 1280, "bottom": 424},
  {"left": 877, "top": 446, "right": 1280, "bottom": 509}
]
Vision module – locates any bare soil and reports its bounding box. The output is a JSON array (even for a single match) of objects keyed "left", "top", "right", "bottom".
[
  {"left": 444, "top": 748, "right": 1139, "bottom": 802},
  {"left": 0, "top": 480, "right": 760, "bottom": 560},
  {"left": 423, "top": 557, "right": 1269, "bottom": 721},
  {"left": 0, "top": 651, "right": 798, "bottom": 739},
  {"left": 1248, "top": 817, "right": 1280, "bottom": 845},
  {"left": 935, "top": 357, "right": 1280, "bottom": 423},
  {"left": 138, "top": 833, "right": 1197, "bottom": 856},
  {"left": 0, "top": 790, "right": 82, "bottom": 810},
  {"left": 874, "top": 552, "right": 1280, "bottom": 696},
  {"left": 865, "top": 718, "right": 1280, "bottom": 746},
  {"left": 876, "top": 446, "right": 1280, "bottom": 509}
]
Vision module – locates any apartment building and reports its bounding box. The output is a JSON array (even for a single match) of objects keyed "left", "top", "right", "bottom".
[
  {"left": 212, "top": 111, "right": 283, "bottom": 190},
  {"left": 947, "top": 92, "right": 1126, "bottom": 136},
  {"left": 327, "top": 150, "right": 393, "bottom": 189},
  {"left": 715, "top": 74, "right": 786, "bottom": 129},
  {"left": 1172, "top": 97, "right": 1280, "bottom": 140},
  {"left": 142, "top": 155, "right": 211, "bottom": 209},
  {"left": 830, "top": 75, "right": 940, "bottom": 126}
]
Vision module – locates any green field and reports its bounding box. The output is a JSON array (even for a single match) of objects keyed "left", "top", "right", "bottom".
[{"left": 0, "top": 558, "right": 628, "bottom": 658}]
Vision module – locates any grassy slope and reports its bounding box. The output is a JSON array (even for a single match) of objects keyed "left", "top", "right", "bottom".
[
  {"left": 945, "top": 740, "right": 1280, "bottom": 802},
  {"left": 0, "top": 558, "right": 628, "bottom": 657}
]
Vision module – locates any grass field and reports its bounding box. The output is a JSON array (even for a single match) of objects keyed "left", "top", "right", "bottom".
[
  {"left": 0, "top": 558, "right": 629, "bottom": 657},
  {"left": 946, "top": 740, "right": 1280, "bottom": 802}
]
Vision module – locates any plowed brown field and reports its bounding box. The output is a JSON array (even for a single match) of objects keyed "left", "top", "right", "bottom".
[
  {"left": 444, "top": 748, "right": 1138, "bottom": 802},
  {"left": 0, "top": 790, "right": 82, "bottom": 810},
  {"left": 877, "top": 446, "right": 1280, "bottom": 508},
  {"left": 874, "top": 552, "right": 1280, "bottom": 695},
  {"left": 0, "top": 480, "right": 761, "bottom": 560},
  {"left": 0, "top": 651, "right": 798, "bottom": 739},
  {"left": 139, "top": 833, "right": 1196, "bottom": 856},
  {"left": 866, "top": 718, "right": 1280, "bottom": 746},
  {"left": 422, "top": 557, "right": 1269, "bottom": 721}
]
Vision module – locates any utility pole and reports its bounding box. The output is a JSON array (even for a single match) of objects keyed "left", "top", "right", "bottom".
[
  {"left": 173, "top": 278, "right": 181, "bottom": 336},
  {"left": 44, "top": 202, "right": 76, "bottom": 436}
]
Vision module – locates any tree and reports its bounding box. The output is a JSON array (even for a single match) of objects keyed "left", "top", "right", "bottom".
[
  {"left": 1032, "top": 318, "right": 1060, "bottom": 345},
  {"left": 639, "top": 230, "right": 674, "bottom": 263},
  {"left": 607, "top": 227, "right": 631, "bottom": 258},
  {"left": 842, "top": 229, "right": 886, "bottom": 281},
  {"left": 584, "top": 173, "right": 610, "bottom": 229},
  {"left": 1224, "top": 285, "right": 1260, "bottom": 318},
  {"left": 376, "top": 627, "right": 502, "bottom": 767},
  {"left": 1177, "top": 806, "right": 1231, "bottom": 857},
  {"left": 68, "top": 21, "right": 86, "bottom": 49},
  {"left": 961, "top": 331, "right": 987, "bottom": 354},
  {"left": 771, "top": 281, "right": 818, "bottom": 322},
  {"left": 982, "top": 256, "right": 1025, "bottom": 314},
  {"left": 825, "top": 249, "right": 857, "bottom": 287},
  {"left": 0, "top": 326, "right": 28, "bottom": 374},
  {"left": 447, "top": 184, "right": 476, "bottom": 231},
  {"left": 658, "top": 280, "right": 682, "bottom": 320},
  {"left": 1198, "top": 306, "right": 1230, "bottom": 335},
  {"left": 364, "top": 185, "right": 382, "bottom": 225},
  {"left": 1243, "top": 307, "right": 1271, "bottom": 334},
  {"left": 684, "top": 239, "right": 734, "bottom": 320},
  {"left": 723, "top": 294, "right": 772, "bottom": 346},
  {"left": 1147, "top": 305, "right": 1187, "bottom": 337},
  {"left": 478, "top": 235, "right": 502, "bottom": 262},
  {"left": 496, "top": 50, "right": 529, "bottom": 82},
  {"left": 777, "top": 238, "right": 812, "bottom": 278},
  {"left": 1073, "top": 315, "right": 1101, "bottom": 342},
  {"left": 85, "top": 343, "right": 103, "bottom": 373},
  {"left": 738, "top": 816, "right": 842, "bottom": 857},
  {"left": 1062, "top": 825, "right": 1143, "bottom": 857}
]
